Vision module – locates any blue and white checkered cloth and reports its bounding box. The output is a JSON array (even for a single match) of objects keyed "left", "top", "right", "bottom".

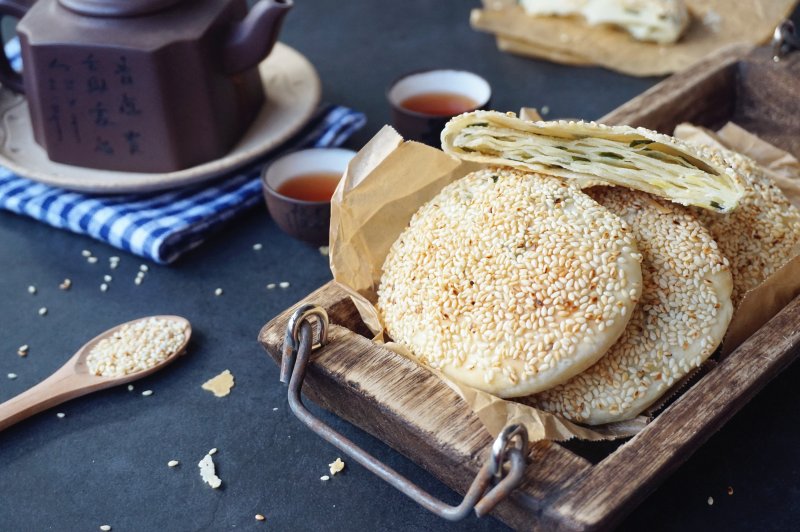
[{"left": 0, "top": 41, "right": 366, "bottom": 263}]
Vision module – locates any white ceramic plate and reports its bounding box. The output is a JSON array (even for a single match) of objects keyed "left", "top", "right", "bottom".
[{"left": 0, "top": 43, "right": 321, "bottom": 194}]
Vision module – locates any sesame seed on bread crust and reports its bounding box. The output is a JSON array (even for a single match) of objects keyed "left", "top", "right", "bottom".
[
  {"left": 377, "top": 169, "right": 643, "bottom": 398},
  {"left": 526, "top": 188, "right": 733, "bottom": 424}
]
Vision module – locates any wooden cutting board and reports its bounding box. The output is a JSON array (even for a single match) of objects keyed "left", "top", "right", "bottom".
[{"left": 259, "top": 45, "right": 800, "bottom": 531}]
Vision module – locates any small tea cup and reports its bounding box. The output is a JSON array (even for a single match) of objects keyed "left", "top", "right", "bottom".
[
  {"left": 387, "top": 69, "right": 492, "bottom": 146},
  {"left": 262, "top": 148, "right": 356, "bottom": 246}
]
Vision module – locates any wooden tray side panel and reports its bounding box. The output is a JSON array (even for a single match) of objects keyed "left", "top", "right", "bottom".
[
  {"left": 546, "top": 295, "right": 800, "bottom": 531},
  {"left": 599, "top": 44, "right": 745, "bottom": 131},
  {"left": 258, "top": 282, "right": 592, "bottom": 530},
  {"left": 733, "top": 47, "right": 800, "bottom": 157}
]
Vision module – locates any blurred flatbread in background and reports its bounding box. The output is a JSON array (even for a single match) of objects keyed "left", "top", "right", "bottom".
[{"left": 472, "top": 0, "right": 799, "bottom": 76}]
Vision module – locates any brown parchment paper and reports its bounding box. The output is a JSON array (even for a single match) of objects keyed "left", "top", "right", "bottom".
[
  {"left": 674, "top": 122, "right": 800, "bottom": 355},
  {"left": 471, "top": 0, "right": 798, "bottom": 77},
  {"left": 329, "top": 126, "right": 643, "bottom": 442}
]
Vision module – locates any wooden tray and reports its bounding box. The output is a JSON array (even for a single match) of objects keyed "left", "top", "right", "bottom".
[{"left": 259, "top": 45, "right": 800, "bottom": 531}]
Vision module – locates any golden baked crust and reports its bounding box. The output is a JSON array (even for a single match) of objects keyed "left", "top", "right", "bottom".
[
  {"left": 526, "top": 188, "right": 733, "bottom": 424},
  {"left": 377, "top": 169, "right": 643, "bottom": 398}
]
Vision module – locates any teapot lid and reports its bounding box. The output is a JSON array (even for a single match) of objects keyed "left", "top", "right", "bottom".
[{"left": 59, "top": 0, "right": 186, "bottom": 17}]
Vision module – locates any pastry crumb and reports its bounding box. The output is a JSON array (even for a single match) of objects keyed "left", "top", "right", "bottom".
[
  {"left": 202, "top": 370, "right": 234, "bottom": 397},
  {"left": 727, "top": 486, "right": 734, "bottom": 496},
  {"left": 198, "top": 453, "right": 222, "bottom": 489},
  {"left": 319, "top": 246, "right": 329, "bottom": 257},
  {"left": 329, "top": 458, "right": 345, "bottom": 476}
]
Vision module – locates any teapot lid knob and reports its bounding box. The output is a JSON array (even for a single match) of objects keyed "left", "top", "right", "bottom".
[{"left": 59, "top": 0, "right": 185, "bottom": 17}]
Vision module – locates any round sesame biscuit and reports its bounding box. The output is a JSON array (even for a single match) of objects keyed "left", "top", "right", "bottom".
[
  {"left": 688, "top": 146, "right": 800, "bottom": 306},
  {"left": 377, "top": 169, "right": 643, "bottom": 398},
  {"left": 527, "top": 188, "right": 733, "bottom": 425}
]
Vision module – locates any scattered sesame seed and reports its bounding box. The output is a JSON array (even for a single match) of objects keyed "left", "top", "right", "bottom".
[
  {"left": 320, "top": 475, "right": 330, "bottom": 481},
  {"left": 253, "top": 243, "right": 263, "bottom": 250},
  {"left": 56, "top": 412, "right": 65, "bottom": 418},
  {"left": 707, "top": 496, "right": 714, "bottom": 506},
  {"left": 38, "top": 307, "right": 47, "bottom": 316},
  {"left": 727, "top": 486, "right": 734, "bottom": 496},
  {"left": 214, "top": 288, "right": 223, "bottom": 296},
  {"left": 168, "top": 460, "right": 180, "bottom": 467},
  {"left": 86, "top": 318, "right": 187, "bottom": 377},
  {"left": 110, "top": 262, "right": 119, "bottom": 270},
  {"left": 141, "top": 390, "right": 153, "bottom": 396},
  {"left": 7, "top": 373, "right": 17, "bottom": 379},
  {"left": 87, "top": 256, "right": 98, "bottom": 264},
  {"left": 109, "top": 256, "right": 120, "bottom": 262},
  {"left": 540, "top": 105, "right": 550, "bottom": 116},
  {"left": 329, "top": 458, "right": 345, "bottom": 476},
  {"left": 81, "top": 249, "right": 92, "bottom": 257},
  {"left": 140, "top": 264, "right": 149, "bottom": 272},
  {"left": 272, "top": 407, "right": 278, "bottom": 411},
  {"left": 266, "top": 283, "right": 276, "bottom": 290},
  {"left": 100, "top": 283, "right": 109, "bottom": 292},
  {"left": 319, "top": 246, "right": 329, "bottom": 257},
  {"left": 103, "top": 275, "right": 112, "bottom": 282},
  {"left": 59, "top": 279, "right": 72, "bottom": 290},
  {"left": 127, "top": 384, "right": 134, "bottom": 392},
  {"left": 279, "top": 282, "right": 290, "bottom": 289},
  {"left": 134, "top": 277, "right": 143, "bottom": 285},
  {"left": 255, "top": 514, "right": 266, "bottom": 522},
  {"left": 208, "top": 447, "right": 218, "bottom": 455},
  {"left": 99, "top": 526, "right": 111, "bottom": 531},
  {"left": 27, "top": 285, "right": 36, "bottom": 294},
  {"left": 17, "top": 344, "right": 29, "bottom": 357}
]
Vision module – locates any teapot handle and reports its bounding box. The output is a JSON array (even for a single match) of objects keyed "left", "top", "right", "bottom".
[{"left": 0, "top": 0, "right": 27, "bottom": 93}]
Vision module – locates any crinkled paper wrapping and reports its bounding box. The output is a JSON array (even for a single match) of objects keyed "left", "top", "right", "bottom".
[
  {"left": 328, "top": 119, "right": 800, "bottom": 443},
  {"left": 329, "top": 125, "right": 643, "bottom": 442},
  {"left": 471, "top": 0, "right": 798, "bottom": 76}
]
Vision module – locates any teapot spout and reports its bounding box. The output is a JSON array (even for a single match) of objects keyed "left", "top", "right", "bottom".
[{"left": 222, "top": 0, "right": 293, "bottom": 74}]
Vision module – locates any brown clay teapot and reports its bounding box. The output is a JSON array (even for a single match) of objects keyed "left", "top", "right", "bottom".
[{"left": 0, "top": 0, "right": 292, "bottom": 173}]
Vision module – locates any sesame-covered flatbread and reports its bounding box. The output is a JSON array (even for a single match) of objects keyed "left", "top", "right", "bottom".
[
  {"left": 377, "top": 169, "right": 643, "bottom": 398},
  {"left": 687, "top": 145, "right": 800, "bottom": 306},
  {"left": 440, "top": 111, "right": 746, "bottom": 213},
  {"left": 526, "top": 188, "right": 733, "bottom": 424}
]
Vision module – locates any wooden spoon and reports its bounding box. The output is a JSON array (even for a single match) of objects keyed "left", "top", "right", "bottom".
[{"left": 0, "top": 315, "right": 191, "bottom": 432}]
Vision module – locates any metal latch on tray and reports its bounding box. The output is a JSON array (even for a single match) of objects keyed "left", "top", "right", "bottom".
[
  {"left": 772, "top": 20, "right": 800, "bottom": 61},
  {"left": 279, "top": 303, "right": 529, "bottom": 521}
]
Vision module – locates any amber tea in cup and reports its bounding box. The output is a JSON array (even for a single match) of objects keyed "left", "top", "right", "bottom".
[
  {"left": 388, "top": 69, "right": 491, "bottom": 146},
  {"left": 262, "top": 148, "right": 356, "bottom": 246},
  {"left": 400, "top": 92, "right": 479, "bottom": 116},
  {"left": 276, "top": 172, "right": 342, "bottom": 202}
]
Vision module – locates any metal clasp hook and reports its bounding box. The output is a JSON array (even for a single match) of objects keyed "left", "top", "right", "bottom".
[{"left": 772, "top": 20, "right": 800, "bottom": 62}]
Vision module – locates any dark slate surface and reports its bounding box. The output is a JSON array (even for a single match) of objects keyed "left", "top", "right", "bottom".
[{"left": 1, "top": 1, "right": 799, "bottom": 531}]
